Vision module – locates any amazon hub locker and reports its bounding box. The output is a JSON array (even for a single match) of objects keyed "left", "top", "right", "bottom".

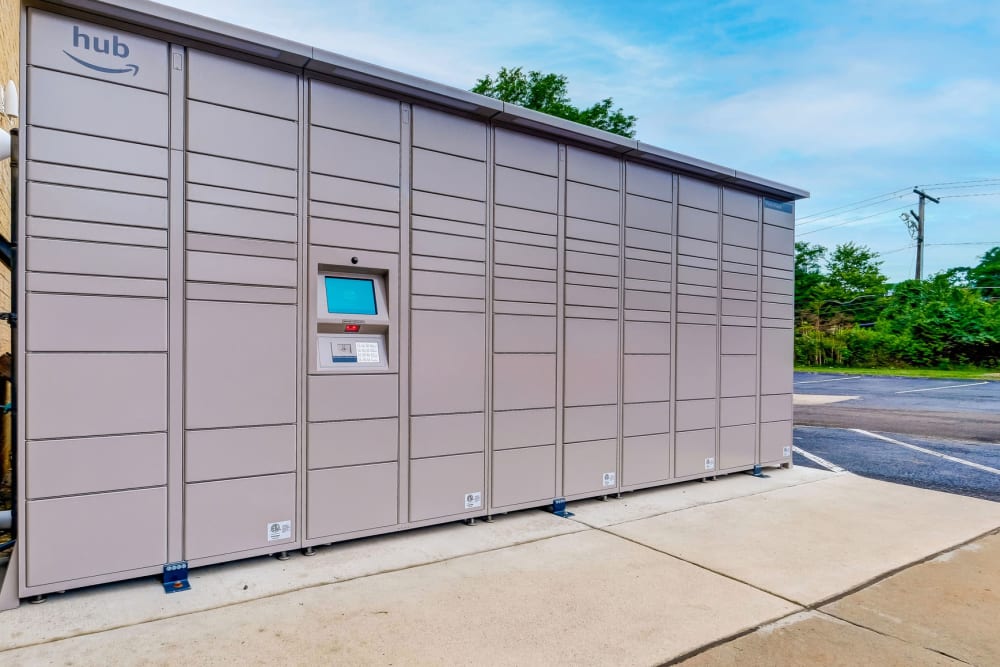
[{"left": 9, "top": 0, "right": 806, "bottom": 600}]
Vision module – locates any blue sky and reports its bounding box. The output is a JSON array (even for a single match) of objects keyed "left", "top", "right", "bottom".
[{"left": 162, "top": 0, "right": 1000, "bottom": 282}]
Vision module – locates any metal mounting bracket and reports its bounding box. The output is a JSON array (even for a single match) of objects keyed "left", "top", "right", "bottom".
[
  {"left": 549, "top": 497, "right": 574, "bottom": 518},
  {"left": 162, "top": 561, "right": 190, "bottom": 594}
]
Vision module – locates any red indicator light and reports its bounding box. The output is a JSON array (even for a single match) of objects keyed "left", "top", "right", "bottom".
[{"left": 344, "top": 324, "right": 361, "bottom": 333}]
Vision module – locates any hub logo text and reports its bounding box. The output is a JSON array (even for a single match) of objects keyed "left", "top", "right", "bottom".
[{"left": 63, "top": 25, "right": 139, "bottom": 76}]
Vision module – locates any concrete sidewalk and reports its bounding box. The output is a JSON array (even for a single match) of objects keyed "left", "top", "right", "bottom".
[{"left": 1, "top": 467, "right": 997, "bottom": 665}]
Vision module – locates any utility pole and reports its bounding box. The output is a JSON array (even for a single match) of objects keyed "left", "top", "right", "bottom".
[{"left": 911, "top": 187, "right": 940, "bottom": 280}]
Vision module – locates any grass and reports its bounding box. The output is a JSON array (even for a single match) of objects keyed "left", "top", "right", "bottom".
[{"left": 795, "top": 366, "right": 999, "bottom": 381}]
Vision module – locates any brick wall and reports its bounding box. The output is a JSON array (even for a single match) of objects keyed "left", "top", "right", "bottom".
[{"left": 0, "top": 1, "right": 17, "bottom": 489}]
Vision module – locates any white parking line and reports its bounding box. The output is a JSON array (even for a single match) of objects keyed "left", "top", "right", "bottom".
[
  {"left": 794, "top": 375, "right": 863, "bottom": 385},
  {"left": 851, "top": 429, "right": 1000, "bottom": 475},
  {"left": 792, "top": 446, "right": 846, "bottom": 473},
  {"left": 894, "top": 381, "right": 988, "bottom": 394}
]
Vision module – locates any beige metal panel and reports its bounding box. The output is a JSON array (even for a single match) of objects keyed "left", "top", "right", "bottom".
[
  {"left": 566, "top": 217, "right": 620, "bottom": 245},
  {"left": 678, "top": 176, "right": 720, "bottom": 212},
  {"left": 29, "top": 162, "right": 167, "bottom": 198},
  {"left": 676, "top": 398, "right": 717, "bottom": 431},
  {"left": 625, "top": 308, "right": 670, "bottom": 323},
  {"left": 763, "top": 203, "right": 795, "bottom": 228},
  {"left": 412, "top": 190, "right": 484, "bottom": 224},
  {"left": 495, "top": 166, "right": 558, "bottom": 213},
  {"left": 762, "top": 276, "right": 794, "bottom": 296},
  {"left": 625, "top": 226, "right": 670, "bottom": 253},
  {"left": 188, "top": 153, "right": 296, "bottom": 198},
  {"left": 675, "top": 428, "right": 716, "bottom": 477},
  {"left": 762, "top": 301, "right": 794, "bottom": 320},
  {"left": 760, "top": 420, "right": 793, "bottom": 462},
  {"left": 492, "top": 445, "right": 556, "bottom": 507},
  {"left": 27, "top": 293, "right": 165, "bottom": 352},
  {"left": 26, "top": 353, "right": 166, "bottom": 440},
  {"left": 762, "top": 251, "right": 794, "bottom": 271},
  {"left": 566, "top": 250, "right": 619, "bottom": 276},
  {"left": 721, "top": 355, "right": 758, "bottom": 397},
  {"left": 413, "top": 230, "right": 485, "bottom": 262},
  {"left": 185, "top": 473, "right": 296, "bottom": 559},
  {"left": 723, "top": 244, "right": 757, "bottom": 265},
  {"left": 187, "top": 233, "right": 297, "bottom": 259},
  {"left": 494, "top": 354, "right": 556, "bottom": 410},
  {"left": 312, "top": 171, "right": 403, "bottom": 211},
  {"left": 25, "top": 488, "right": 166, "bottom": 587},
  {"left": 28, "top": 126, "right": 168, "bottom": 179},
  {"left": 563, "top": 439, "right": 617, "bottom": 496},
  {"left": 721, "top": 396, "right": 756, "bottom": 427},
  {"left": 622, "top": 434, "right": 670, "bottom": 486},
  {"left": 495, "top": 241, "right": 558, "bottom": 270},
  {"left": 411, "top": 412, "right": 485, "bottom": 458},
  {"left": 566, "top": 181, "right": 620, "bottom": 225},
  {"left": 721, "top": 326, "right": 757, "bottom": 354},
  {"left": 761, "top": 292, "right": 794, "bottom": 305},
  {"left": 308, "top": 418, "right": 398, "bottom": 469},
  {"left": 566, "top": 237, "right": 619, "bottom": 257},
  {"left": 722, "top": 271, "right": 757, "bottom": 291},
  {"left": 27, "top": 272, "right": 167, "bottom": 299},
  {"left": 188, "top": 202, "right": 297, "bottom": 242},
  {"left": 763, "top": 223, "right": 794, "bottom": 254},
  {"left": 625, "top": 289, "right": 670, "bottom": 312},
  {"left": 495, "top": 128, "right": 558, "bottom": 176},
  {"left": 494, "top": 315, "right": 556, "bottom": 353},
  {"left": 676, "top": 323, "right": 717, "bottom": 400},
  {"left": 307, "top": 463, "right": 398, "bottom": 537},
  {"left": 722, "top": 216, "right": 759, "bottom": 249},
  {"left": 495, "top": 228, "right": 558, "bottom": 251},
  {"left": 188, "top": 101, "right": 297, "bottom": 168},
  {"left": 28, "top": 67, "right": 167, "bottom": 146},
  {"left": 677, "top": 295, "right": 717, "bottom": 315},
  {"left": 186, "top": 302, "right": 297, "bottom": 429},
  {"left": 626, "top": 162, "right": 672, "bottom": 200},
  {"left": 413, "top": 148, "right": 486, "bottom": 201},
  {"left": 27, "top": 182, "right": 166, "bottom": 228},
  {"left": 625, "top": 258, "right": 671, "bottom": 282},
  {"left": 624, "top": 194, "right": 672, "bottom": 235},
  {"left": 677, "top": 254, "right": 718, "bottom": 270},
  {"left": 761, "top": 327, "right": 794, "bottom": 395},
  {"left": 566, "top": 284, "right": 617, "bottom": 308},
  {"left": 677, "top": 205, "right": 719, "bottom": 242},
  {"left": 412, "top": 270, "right": 485, "bottom": 299},
  {"left": 565, "top": 318, "right": 619, "bottom": 406},
  {"left": 411, "top": 310, "right": 485, "bottom": 415},
  {"left": 413, "top": 216, "right": 482, "bottom": 239},
  {"left": 566, "top": 146, "right": 620, "bottom": 189},
  {"left": 494, "top": 205, "right": 558, "bottom": 236},
  {"left": 188, "top": 49, "right": 298, "bottom": 119},
  {"left": 315, "top": 203, "right": 400, "bottom": 229},
  {"left": 677, "top": 237, "right": 718, "bottom": 260},
  {"left": 310, "top": 126, "right": 401, "bottom": 186},
  {"left": 565, "top": 305, "right": 618, "bottom": 320},
  {"left": 762, "top": 265, "right": 794, "bottom": 280},
  {"left": 721, "top": 298, "right": 758, "bottom": 318},
  {"left": 677, "top": 312, "right": 718, "bottom": 325},
  {"left": 624, "top": 321, "right": 670, "bottom": 354},
  {"left": 310, "top": 80, "right": 401, "bottom": 142},
  {"left": 724, "top": 315, "right": 758, "bottom": 327},
  {"left": 185, "top": 284, "right": 297, "bottom": 304},
  {"left": 564, "top": 404, "right": 618, "bottom": 443},
  {"left": 723, "top": 188, "right": 758, "bottom": 221},
  {"left": 625, "top": 247, "right": 671, "bottom": 266},
  {"left": 677, "top": 266, "right": 719, "bottom": 287},
  {"left": 571, "top": 272, "right": 621, "bottom": 289},
  {"left": 722, "top": 287, "right": 758, "bottom": 302},
  {"left": 624, "top": 354, "right": 671, "bottom": 403},
  {"left": 412, "top": 106, "right": 486, "bottom": 160},
  {"left": 188, "top": 183, "right": 296, "bottom": 215},
  {"left": 411, "top": 256, "right": 485, "bottom": 276},
  {"left": 493, "top": 408, "right": 556, "bottom": 450},
  {"left": 410, "top": 452, "right": 484, "bottom": 521},
  {"left": 28, "top": 11, "right": 169, "bottom": 92},
  {"left": 27, "top": 433, "right": 166, "bottom": 499},
  {"left": 187, "top": 251, "right": 297, "bottom": 287},
  {"left": 623, "top": 401, "right": 670, "bottom": 437},
  {"left": 761, "top": 394, "right": 793, "bottom": 422},
  {"left": 29, "top": 218, "right": 166, "bottom": 247},
  {"left": 723, "top": 260, "right": 757, "bottom": 276},
  {"left": 187, "top": 425, "right": 297, "bottom": 482},
  {"left": 720, "top": 424, "right": 756, "bottom": 469}
]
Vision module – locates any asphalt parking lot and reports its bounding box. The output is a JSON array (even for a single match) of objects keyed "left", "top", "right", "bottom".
[{"left": 792, "top": 372, "right": 1000, "bottom": 502}]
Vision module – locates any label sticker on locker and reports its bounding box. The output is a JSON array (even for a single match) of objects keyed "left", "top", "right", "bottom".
[
  {"left": 704, "top": 457, "right": 716, "bottom": 471},
  {"left": 464, "top": 492, "right": 482, "bottom": 509},
  {"left": 783, "top": 446, "right": 791, "bottom": 457},
  {"left": 267, "top": 520, "right": 292, "bottom": 542},
  {"left": 355, "top": 341, "right": 381, "bottom": 363},
  {"left": 602, "top": 472, "right": 616, "bottom": 487}
]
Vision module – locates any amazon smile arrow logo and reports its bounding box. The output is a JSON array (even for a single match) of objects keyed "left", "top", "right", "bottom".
[{"left": 64, "top": 25, "right": 140, "bottom": 77}]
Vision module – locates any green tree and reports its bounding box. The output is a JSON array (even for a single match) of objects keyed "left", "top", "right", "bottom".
[
  {"left": 472, "top": 66, "right": 637, "bottom": 138},
  {"left": 967, "top": 246, "right": 1000, "bottom": 299},
  {"left": 821, "top": 242, "right": 889, "bottom": 324},
  {"left": 794, "top": 241, "right": 826, "bottom": 320}
]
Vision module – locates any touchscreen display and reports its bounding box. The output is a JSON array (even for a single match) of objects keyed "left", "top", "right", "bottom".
[{"left": 325, "top": 277, "right": 377, "bottom": 315}]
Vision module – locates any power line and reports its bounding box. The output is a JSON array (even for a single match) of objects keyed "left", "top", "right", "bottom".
[
  {"left": 797, "top": 203, "right": 911, "bottom": 236},
  {"left": 939, "top": 192, "right": 1000, "bottom": 198},
  {"left": 797, "top": 189, "right": 910, "bottom": 224},
  {"left": 916, "top": 177, "right": 1000, "bottom": 188},
  {"left": 925, "top": 241, "right": 1000, "bottom": 247}
]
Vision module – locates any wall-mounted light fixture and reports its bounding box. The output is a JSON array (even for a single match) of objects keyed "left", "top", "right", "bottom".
[{"left": 0, "top": 80, "right": 18, "bottom": 161}]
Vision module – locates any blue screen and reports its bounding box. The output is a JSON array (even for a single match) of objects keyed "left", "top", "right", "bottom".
[{"left": 325, "top": 277, "right": 377, "bottom": 315}]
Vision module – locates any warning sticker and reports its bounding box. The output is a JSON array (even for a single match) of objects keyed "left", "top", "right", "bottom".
[
  {"left": 602, "top": 472, "right": 616, "bottom": 487},
  {"left": 782, "top": 446, "right": 792, "bottom": 457},
  {"left": 704, "top": 457, "right": 716, "bottom": 471},
  {"left": 267, "top": 520, "right": 292, "bottom": 542},
  {"left": 464, "top": 492, "right": 482, "bottom": 509},
  {"left": 355, "top": 341, "right": 380, "bottom": 363}
]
